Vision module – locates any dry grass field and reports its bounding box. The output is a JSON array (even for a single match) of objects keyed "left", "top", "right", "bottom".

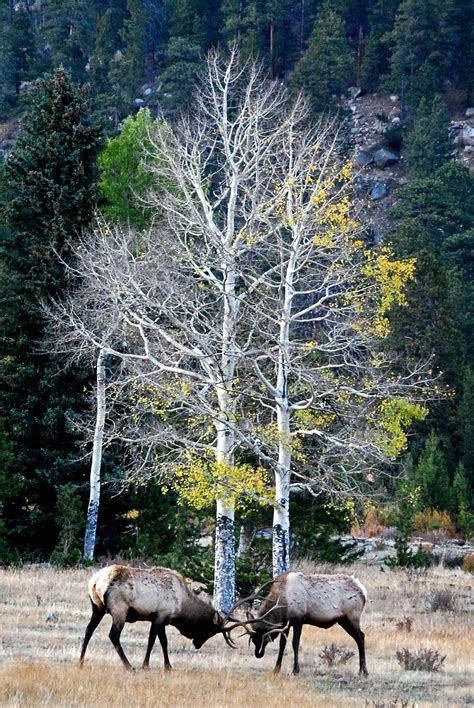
[{"left": 1, "top": 562, "right": 473, "bottom": 707}]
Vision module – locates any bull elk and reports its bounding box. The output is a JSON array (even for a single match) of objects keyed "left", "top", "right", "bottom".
[
  {"left": 228, "top": 571, "right": 368, "bottom": 676},
  {"left": 79, "top": 564, "right": 236, "bottom": 671}
]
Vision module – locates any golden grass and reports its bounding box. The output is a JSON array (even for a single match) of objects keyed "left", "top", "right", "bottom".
[{"left": 1, "top": 564, "right": 473, "bottom": 707}]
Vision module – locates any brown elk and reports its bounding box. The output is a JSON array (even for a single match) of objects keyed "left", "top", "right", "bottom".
[
  {"left": 229, "top": 571, "right": 368, "bottom": 676},
  {"left": 79, "top": 565, "right": 236, "bottom": 671}
]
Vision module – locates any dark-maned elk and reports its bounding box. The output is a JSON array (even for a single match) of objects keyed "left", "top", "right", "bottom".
[
  {"left": 229, "top": 571, "right": 368, "bottom": 676},
  {"left": 79, "top": 565, "right": 236, "bottom": 671}
]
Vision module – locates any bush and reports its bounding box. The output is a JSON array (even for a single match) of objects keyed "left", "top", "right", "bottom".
[
  {"left": 462, "top": 554, "right": 474, "bottom": 573},
  {"left": 427, "top": 589, "right": 457, "bottom": 612},
  {"left": 319, "top": 643, "right": 355, "bottom": 667},
  {"left": 395, "top": 647, "right": 446, "bottom": 672},
  {"left": 412, "top": 509, "right": 456, "bottom": 537},
  {"left": 395, "top": 616, "right": 414, "bottom": 633}
]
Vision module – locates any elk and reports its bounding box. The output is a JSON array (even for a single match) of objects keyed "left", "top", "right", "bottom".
[
  {"left": 229, "top": 571, "right": 368, "bottom": 676},
  {"left": 79, "top": 565, "right": 236, "bottom": 671}
]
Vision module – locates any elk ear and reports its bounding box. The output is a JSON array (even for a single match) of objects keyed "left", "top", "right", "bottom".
[
  {"left": 213, "top": 611, "right": 222, "bottom": 625},
  {"left": 246, "top": 610, "right": 255, "bottom": 621}
]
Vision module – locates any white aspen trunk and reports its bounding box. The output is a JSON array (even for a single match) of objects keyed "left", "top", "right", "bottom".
[
  {"left": 83, "top": 348, "right": 106, "bottom": 560},
  {"left": 272, "top": 220, "right": 298, "bottom": 577},
  {"left": 213, "top": 417, "right": 236, "bottom": 612},
  {"left": 273, "top": 399, "right": 291, "bottom": 577}
]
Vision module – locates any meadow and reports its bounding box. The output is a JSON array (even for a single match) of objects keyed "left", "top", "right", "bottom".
[{"left": 1, "top": 562, "right": 473, "bottom": 707}]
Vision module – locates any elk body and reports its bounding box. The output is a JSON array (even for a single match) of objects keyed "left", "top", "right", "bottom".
[
  {"left": 79, "top": 565, "right": 231, "bottom": 671},
  {"left": 244, "top": 571, "right": 368, "bottom": 676}
]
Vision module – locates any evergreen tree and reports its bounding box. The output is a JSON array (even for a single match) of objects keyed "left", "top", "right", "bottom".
[
  {"left": 291, "top": 1, "right": 352, "bottom": 114},
  {"left": 0, "top": 5, "right": 36, "bottom": 111},
  {"left": 361, "top": 0, "right": 401, "bottom": 89},
  {"left": 0, "top": 70, "right": 102, "bottom": 558},
  {"left": 385, "top": 0, "right": 458, "bottom": 105},
  {"left": 404, "top": 95, "right": 452, "bottom": 179},
  {"left": 413, "top": 432, "right": 452, "bottom": 510},
  {"left": 40, "top": 0, "right": 98, "bottom": 84},
  {"left": 452, "top": 463, "right": 474, "bottom": 537},
  {"left": 159, "top": 38, "right": 202, "bottom": 114},
  {"left": 458, "top": 369, "right": 474, "bottom": 478},
  {"left": 116, "top": 0, "right": 149, "bottom": 108}
]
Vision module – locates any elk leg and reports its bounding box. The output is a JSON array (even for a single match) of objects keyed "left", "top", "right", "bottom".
[
  {"left": 337, "top": 617, "right": 368, "bottom": 677},
  {"left": 79, "top": 603, "right": 105, "bottom": 667},
  {"left": 292, "top": 622, "right": 303, "bottom": 675},
  {"left": 158, "top": 625, "right": 172, "bottom": 671},
  {"left": 273, "top": 627, "right": 289, "bottom": 674},
  {"left": 142, "top": 622, "right": 159, "bottom": 669},
  {"left": 109, "top": 618, "right": 133, "bottom": 671}
]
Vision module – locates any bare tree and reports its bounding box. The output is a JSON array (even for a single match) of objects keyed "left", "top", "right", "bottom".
[
  {"left": 234, "top": 125, "right": 431, "bottom": 576},
  {"left": 50, "top": 48, "right": 431, "bottom": 599}
]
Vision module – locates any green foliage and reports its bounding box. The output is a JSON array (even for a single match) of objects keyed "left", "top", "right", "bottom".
[
  {"left": 291, "top": 1, "right": 352, "bottom": 114},
  {"left": 98, "top": 108, "right": 155, "bottom": 227},
  {"left": 385, "top": 0, "right": 459, "bottom": 106},
  {"left": 404, "top": 96, "right": 452, "bottom": 179},
  {"left": 0, "top": 5, "right": 36, "bottom": 110},
  {"left": 160, "top": 38, "right": 202, "bottom": 114},
  {"left": 385, "top": 481, "right": 430, "bottom": 569},
  {"left": 413, "top": 432, "right": 452, "bottom": 511},
  {"left": 0, "top": 70, "right": 101, "bottom": 560},
  {"left": 361, "top": 0, "right": 402, "bottom": 90},
  {"left": 452, "top": 464, "right": 474, "bottom": 538},
  {"left": 291, "top": 494, "right": 363, "bottom": 564},
  {"left": 50, "top": 484, "right": 84, "bottom": 566}
]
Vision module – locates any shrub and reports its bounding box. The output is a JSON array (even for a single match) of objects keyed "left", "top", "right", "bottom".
[
  {"left": 396, "top": 616, "right": 414, "bottom": 633},
  {"left": 412, "top": 509, "right": 456, "bottom": 537},
  {"left": 319, "top": 643, "right": 355, "bottom": 667},
  {"left": 396, "top": 647, "right": 446, "bottom": 672},
  {"left": 462, "top": 554, "right": 474, "bottom": 573},
  {"left": 427, "top": 589, "right": 457, "bottom": 612}
]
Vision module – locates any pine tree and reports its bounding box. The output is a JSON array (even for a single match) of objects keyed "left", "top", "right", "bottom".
[
  {"left": 452, "top": 464, "right": 474, "bottom": 537},
  {"left": 291, "top": 1, "right": 352, "bottom": 114},
  {"left": 386, "top": 0, "right": 458, "bottom": 105},
  {"left": 414, "top": 432, "right": 452, "bottom": 511},
  {"left": 404, "top": 95, "right": 452, "bottom": 179},
  {"left": 40, "top": 0, "right": 98, "bottom": 84},
  {"left": 0, "top": 5, "right": 36, "bottom": 110},
  {"left": 0, "top": 69, "right": 102, "bottom": 558},
  {"left": 361, "top": 0, "right": 402, "bottom": 90},
  {"left": 159, "top": 38, "right": 202, "bottom": 114}
]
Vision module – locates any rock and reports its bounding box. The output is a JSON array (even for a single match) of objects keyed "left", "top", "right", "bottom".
[
  {"left": 464, "top": 146, "right": 474, "bottom": 153},
  {"left": 391, "top": 117, "right": 401, "bottom": 124},
  {"left": 114, "top": 49, "right": 124, "bottom": 61},
  {"left": 143, "top": 87, "right": 154, "bottom": 97},
  {"left": 374, "top": 148, "right": 399, "bottom": 168},
  {"left": 354, "top": 151, "right": 373, "bottom": 168},
  {"left": 462, "top": 125, "right": 474, "bottom": 146},
  {"left": 348, "top": 86, "right": 363, "bottom": 100},
  {"left": 133, "top": 98, "right": 146, "bottom": 108},
  {"left": 390, "top": 95, "right": 399, "bottom": 102},
  {"left": 46, "top": 612, "right": 59, "bottom": 624},
  {"left": 465, "top": 107, "right": 474, "bottom": 118},
  {"left": 370, "top": 182, "right": 390, "bottom": 200}
]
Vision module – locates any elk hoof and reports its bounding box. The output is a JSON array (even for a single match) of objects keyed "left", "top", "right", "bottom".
[{"left": 164, "top": 664, "right": 172, "bottom": 672}]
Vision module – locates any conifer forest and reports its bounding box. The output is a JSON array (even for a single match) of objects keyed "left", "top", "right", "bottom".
[{"left": 0, "top": 0, "right": 473, "bottom": 619}]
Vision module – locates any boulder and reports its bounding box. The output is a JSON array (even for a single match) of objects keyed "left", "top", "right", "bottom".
[
  {"left": 462, "top": 125, "right": 474, "bottom": 146},
  {"left": 348, "top": 86, "right": 363, "bottom": 100},
  {"left": 390, "top": 95, "right": 399, "bottom": 102},
  {"left": 354, "top": 151, "right": 373, "bottom": 168},
  {"left": 374, "top": 148, "right": 399, "bottom": 168},
  {"left": 370, "top": 182, "right": 390, "bottom": 200},
  {"left": 465, "top": 107, "right": 474, "bottom": 118},
  {"left": 133, "top": 98, "right": 146, "bottom": 108}
]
